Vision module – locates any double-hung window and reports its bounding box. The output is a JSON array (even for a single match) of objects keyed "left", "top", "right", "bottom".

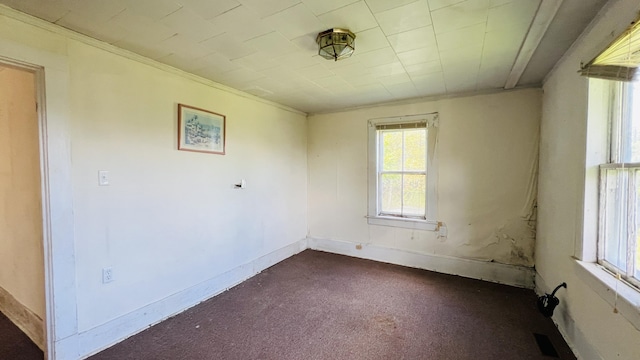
[
  {"left": 581, "top": 16, "right": 640, "bottom": 289},
  {"left": 367, "top": 114, "right": 438, "bottom": 230},
  {"left": 598, "top": 80, "right": 640, "bottom": 288}
]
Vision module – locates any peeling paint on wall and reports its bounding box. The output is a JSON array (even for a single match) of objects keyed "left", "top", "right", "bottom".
[
  {"left": 457, "top": 128, "right": 539, "bottom": 267},
  {"left": 479, "top": 217, "right": 536, "bottom": 266},
  {"left": 308, "top": 89, "right": 542, "bottom": 269}
]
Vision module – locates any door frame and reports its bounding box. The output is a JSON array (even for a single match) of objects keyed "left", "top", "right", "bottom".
[
  {"left": 1, "top": 55, "right": 55, "bottom": 360},
  {"left": 0, "top": 48, "right": 77, "bottom": 359}
]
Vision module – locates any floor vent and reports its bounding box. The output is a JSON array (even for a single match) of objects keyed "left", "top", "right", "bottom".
[{"left": 533, "top": 333, "right": 559, "bottom": 357}]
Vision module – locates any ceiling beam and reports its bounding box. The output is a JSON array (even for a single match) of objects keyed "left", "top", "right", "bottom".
[{"left": 504, "top": 0, "right": 564, "bottom": 89}]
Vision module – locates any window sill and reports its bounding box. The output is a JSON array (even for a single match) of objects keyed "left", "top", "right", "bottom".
[
  {"left": 366, "top": 216, "right": 438, "bottom": 231},
  {"left": 573, "top": 259, "right": 640, "bottom": 331}
]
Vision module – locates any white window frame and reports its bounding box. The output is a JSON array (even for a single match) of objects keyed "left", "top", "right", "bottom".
[
  {"left": 367, "top": 113, "right": 439, "bottom": 231},
  {"left": 597, "top": 80, "right": 640, "bottom": 290},
  {"left": 575, "top": 78, "right": 640, "bottom": 332}
]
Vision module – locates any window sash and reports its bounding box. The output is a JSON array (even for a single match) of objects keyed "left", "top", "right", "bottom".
[
  {"left": 598, "top": 164, "right": 640, "bottom": 288},
  {"left": 608, "top": 81, "right": 638, "bottom": 163},
  {"left": 375, "top": 121, "right": 427, "bottom": 130},
  {"left": 376, "top": 128, "right": 427, "bottom": 219}
]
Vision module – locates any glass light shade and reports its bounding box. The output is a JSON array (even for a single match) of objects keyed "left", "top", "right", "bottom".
[{"left": 316, "top": 28, "right": 356, "bottom": 61}]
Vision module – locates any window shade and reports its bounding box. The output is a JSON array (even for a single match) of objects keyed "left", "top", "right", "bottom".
[
  {"left": 376, "top": 122, "right": 427, "bottom": 130},
  {"left": 580, "top": 18, "right": 640, "bottom": 81}
]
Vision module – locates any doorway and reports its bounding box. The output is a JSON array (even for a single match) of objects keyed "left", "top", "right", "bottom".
[{"left": 0, "top": 63, "right": 46, "bottom": 357}]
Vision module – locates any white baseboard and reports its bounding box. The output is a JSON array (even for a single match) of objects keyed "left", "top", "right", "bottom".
[
  {"left": 535, "top": 272, "right": 602, "bottom": 360},
  {"left": 61, "top": 239, "right": 307, "bottom": 360},
  {"left": 56, "top": 237, "right": 537, "bottom": 360},
  {"left": 307, "top": 237, "right": 535, "bottom": 289},
  {"left": 0, "top": 286, "right": 44, "bottom": 350}
]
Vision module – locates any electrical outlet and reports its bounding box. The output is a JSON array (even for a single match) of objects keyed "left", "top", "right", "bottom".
[{"left": 102, "top": 267, "right": 114, "bottom": 284}]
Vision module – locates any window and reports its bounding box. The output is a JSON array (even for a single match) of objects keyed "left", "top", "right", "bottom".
[
  {"left": 367, "top": 114, "right": 438, "bottom": 230},
  {"left": 578, "top": 15, "right": 640, "bottom": 326},
  {"left": 598, "top": 80, "right": 640, "bottom": 289}
]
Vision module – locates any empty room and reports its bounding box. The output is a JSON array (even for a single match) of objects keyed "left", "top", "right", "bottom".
[{"left": 0, "top": 0, "right": 639, "bottom": 359}]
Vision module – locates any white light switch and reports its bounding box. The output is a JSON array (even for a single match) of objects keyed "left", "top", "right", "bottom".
[{"left": 98, "top": 170, "right": 110, "bottom": 186}]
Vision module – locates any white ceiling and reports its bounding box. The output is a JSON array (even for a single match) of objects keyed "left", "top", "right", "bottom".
[{"left": 0, "top": 0, "right": 608, "bottom": 113}]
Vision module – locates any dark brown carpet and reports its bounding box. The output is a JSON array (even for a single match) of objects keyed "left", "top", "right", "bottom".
[
  {"left": 0, "top": 311, "right": 43, "bottom": 360},
  {"left": 90, "top": 250, "right": 575, "bottom": 360}
]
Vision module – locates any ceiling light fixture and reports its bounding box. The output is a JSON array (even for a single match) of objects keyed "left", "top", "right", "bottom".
[{"left": 316, "top": 28, "right": 356, "bottom": 61}]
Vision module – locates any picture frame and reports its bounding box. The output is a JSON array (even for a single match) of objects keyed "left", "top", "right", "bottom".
[{"left": 178, "top": 104, "right": 226, "bottom": 155}]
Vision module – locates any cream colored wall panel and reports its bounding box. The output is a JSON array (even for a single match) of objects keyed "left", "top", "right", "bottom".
[
  {"left": 536, "top": 0, "right": 640, "bottom": 358},
  {"left": 64, "top": 38, "right": 308, "bottom": 333},
  {"left": 308, "top": 88, "right": 541, "bottom": 268}
]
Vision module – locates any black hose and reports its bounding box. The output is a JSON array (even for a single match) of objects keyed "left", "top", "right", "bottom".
[
  {"left": 537, "top": 282, "right": 567, "bottom": 317},
  {"left": 550, "top": 282, "right": 567, "bottom": 297}
]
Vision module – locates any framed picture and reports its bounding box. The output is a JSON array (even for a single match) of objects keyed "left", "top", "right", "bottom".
[{"left": 178, "top": 104, "right": 226, "bottom": 155}]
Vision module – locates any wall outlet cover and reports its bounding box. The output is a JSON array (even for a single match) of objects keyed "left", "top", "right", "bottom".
[{"left": 102, "top": 267, "right": 114, "bottom": 283}]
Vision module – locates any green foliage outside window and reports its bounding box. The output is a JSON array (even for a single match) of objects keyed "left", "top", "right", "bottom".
[{"left": 379, "top": 128, "right": 426, "bottom": 217}]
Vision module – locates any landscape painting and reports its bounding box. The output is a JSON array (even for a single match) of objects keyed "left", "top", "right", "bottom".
[{"left": 178, "top": 104, "right": 226, "bottom": 154}]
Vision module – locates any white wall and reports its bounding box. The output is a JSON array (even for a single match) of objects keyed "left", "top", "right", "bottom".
[
  {"left": 536, "top": 0, "right": 640, "bottom": 358},
  {"left": 67, "top": 40, "right": 308, "bottom": 333},
  {"left": 0, "top": 8, "right": 308, "bottom": 359},
  {"left": 308, "top": 89, "right": 541, "bottom": 269},
  {"left": 0, "top": 65, "right": 45, "bottom": 336}
]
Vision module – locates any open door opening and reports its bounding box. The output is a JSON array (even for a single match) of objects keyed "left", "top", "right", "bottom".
[{"left": 0, "top": 62, "right": 46, "bottom": 358}]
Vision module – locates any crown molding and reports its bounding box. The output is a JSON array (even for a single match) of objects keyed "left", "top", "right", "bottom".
[{"left": 0, "top": 4, "right": 307, "bottom": 116}]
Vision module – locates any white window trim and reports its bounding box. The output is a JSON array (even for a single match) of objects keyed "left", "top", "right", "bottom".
[
  {"left": 577, "top": 78, "right": 640, "bottom": 329},
  {"left": 367, "top": 113, "right": 439, "bottom": 231},
  {"left": 574, "top": 259, "right": 640, "bottom": 331}
]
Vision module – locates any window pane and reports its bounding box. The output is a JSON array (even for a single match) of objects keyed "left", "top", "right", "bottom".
[
  {"left": 403, "top": 174, "right": 426, "bottom": 217},
  {"left": 403, "top": 129, "right": 426, "bottom": 171},
  {"left": 621, "top": 82, "right": 640, "bottom": 162},
  {"left": 380, "top": 173, "right": 402, "bottom": 215},
  {"left": 602, "top": 168, "right": 628, "bottom": 270},
  {"left": 635, "top": 169, "right": 640, "bottom": 280},
  {"left": 381, "top": 131, "right": 402, "bottom": 171}
]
